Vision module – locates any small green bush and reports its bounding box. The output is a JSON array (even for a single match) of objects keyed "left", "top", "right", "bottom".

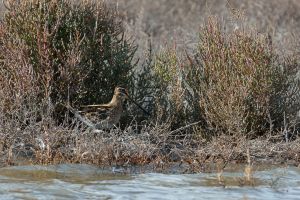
[
  {"left": 154, "top": 48, "right": 185, "bottom": 123},
  {"left": 153, "top": 47, "right": 203, "bottom": 129},
  {"left": 0, "top": 0, "right": 136, "bottom": 121}
]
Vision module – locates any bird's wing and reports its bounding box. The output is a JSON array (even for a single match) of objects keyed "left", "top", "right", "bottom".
[
  {"left": 66, "top": 105, "right": 96, "bottom": 129},
  {"left": 79, "top": 104, "right": 113, "bottom": 122}
]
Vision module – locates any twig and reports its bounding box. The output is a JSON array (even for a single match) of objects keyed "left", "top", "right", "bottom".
[
  {"left": 169, "top": 121, "right": 201, "bottom": 135},
  {"left": 127, "top": 95, "right": 151, "bottom": 116}
]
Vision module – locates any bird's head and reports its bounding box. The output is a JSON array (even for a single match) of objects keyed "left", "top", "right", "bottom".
[
  {"left": 113, "top": 86, "right": 151, "bottom": 116},
  {"left": 114, "top": 86, "right": 128, "bottom": 101}
]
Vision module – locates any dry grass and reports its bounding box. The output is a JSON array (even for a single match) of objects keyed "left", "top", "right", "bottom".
[
  {"left": 1, "top": 121, "right": 300, "bottom": 172},
  {"left": 114, "top": 0, "right": 300, "bottom": 56}
]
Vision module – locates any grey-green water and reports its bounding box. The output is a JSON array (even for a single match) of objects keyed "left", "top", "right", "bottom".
[{"left": 0, "top": 164, "right": 299, "bottom": 200}]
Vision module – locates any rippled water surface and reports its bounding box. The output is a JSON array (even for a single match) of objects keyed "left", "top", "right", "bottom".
[{"left": 0, "top": 164, "right": 299, "bottom": 200}]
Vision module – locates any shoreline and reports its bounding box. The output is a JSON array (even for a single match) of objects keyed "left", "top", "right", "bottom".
[{"left": 1, "top": 133, "right": 299, "bottom": 172}]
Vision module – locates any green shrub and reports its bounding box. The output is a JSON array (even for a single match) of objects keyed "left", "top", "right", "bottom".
[
  {"left": 0, "top": 0, "right": 136, "bottom": 121},
  {"left": 153, "top": 47, "right": 203, "bottom": 129},
  {"left": 154, "top": 48, "right": 184, "bottom": 123}
]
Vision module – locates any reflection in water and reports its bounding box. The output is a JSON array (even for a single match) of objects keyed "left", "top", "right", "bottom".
[{"left": 0, "top": 164, "right": 299, "bottom": 200}]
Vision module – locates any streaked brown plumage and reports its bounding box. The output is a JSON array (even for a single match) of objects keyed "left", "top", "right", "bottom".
[{"left": 70, "top": 87, "right": 128, "bottom": 131}]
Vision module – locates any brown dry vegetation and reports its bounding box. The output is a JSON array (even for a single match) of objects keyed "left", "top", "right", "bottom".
[
  {"left": 116, "top": 0, "right": 300, "bottom": 56},
  {"left": 0, "top": 0, "right": 300, "bottom": 171}
]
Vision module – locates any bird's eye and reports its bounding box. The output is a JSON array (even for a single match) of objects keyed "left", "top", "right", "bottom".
[{"left": 119, "top": 88, "right": 126, "bottom": 93}]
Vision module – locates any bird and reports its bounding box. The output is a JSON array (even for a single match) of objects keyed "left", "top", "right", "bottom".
[
  {"left": 67, "top": 86, "right": 151, "bottom": 133},
  {"left": 68, "top": 86, "right": 129, "bottom": 132}
]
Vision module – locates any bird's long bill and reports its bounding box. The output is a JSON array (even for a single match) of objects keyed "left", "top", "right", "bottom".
[{"left": 126, "top": 94, "right": 151, "bottom": 116}]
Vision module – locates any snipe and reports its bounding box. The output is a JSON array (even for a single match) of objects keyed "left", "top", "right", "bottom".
[
  {"left": 67, "top": 87, "right": 127, "bottom": 131},
  {"left": 68, "top": 86, "right": 150, "bottom": 132}
]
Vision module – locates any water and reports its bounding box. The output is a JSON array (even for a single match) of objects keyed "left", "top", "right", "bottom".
[{"left": 0, "top": 164, "right": 299, "bottom": 200}]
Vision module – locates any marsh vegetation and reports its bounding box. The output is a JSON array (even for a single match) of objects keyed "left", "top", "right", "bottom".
[{"left": 0, "top": 0, "right": 299, "bottom": 171}]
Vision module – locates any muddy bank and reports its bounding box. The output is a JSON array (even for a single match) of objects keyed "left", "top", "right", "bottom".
[{"left": 1, "top": 130, "right": 299, "bottom": 172}]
